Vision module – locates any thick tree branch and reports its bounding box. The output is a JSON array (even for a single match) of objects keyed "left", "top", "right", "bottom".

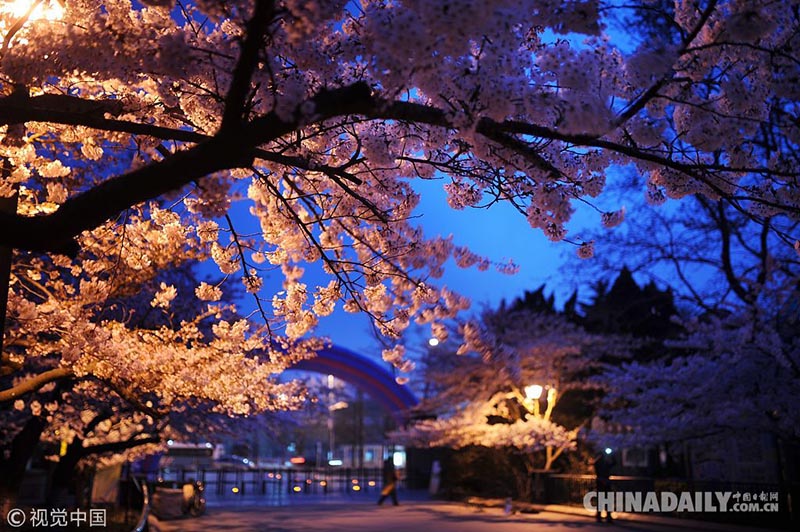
[
  {"left": 1, "top": 81, "right": 797, "bottom": 255},
  {"left": 0, "top": 92, "right": 207, "bottom": 144},
  {"left": 0, "top": 83, "right": 373, "bottom": 254},
  {"left": 221, "top": 0, "right": 276, "bottom": 130},
  {"left": 0, "top": 367, "right": 73, "bottom": 402}
]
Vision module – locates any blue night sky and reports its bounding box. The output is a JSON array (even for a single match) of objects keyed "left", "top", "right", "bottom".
[{"left": 228, "top": 177, "right": 604, "bottom": 360}]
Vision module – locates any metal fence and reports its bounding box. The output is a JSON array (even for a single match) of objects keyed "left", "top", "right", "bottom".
[{"left": 151, "top": 466, "right": 392, "bottom": 504}]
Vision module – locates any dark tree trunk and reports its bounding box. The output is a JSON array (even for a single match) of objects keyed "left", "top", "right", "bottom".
[
  {"left": 0, "top": 415, "right": 46, "bottom": 516},
  {"left": 47, "top": 439, "right": 85, "bottom": 507}
]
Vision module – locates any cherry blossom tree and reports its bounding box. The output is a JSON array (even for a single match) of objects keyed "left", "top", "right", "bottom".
[
  {"left": 0, "top": 255, "right": 307, "bottom": 510},
  {"left": 595, "top": 311, "right": 800, "bottom": 464},
  {"left": 392, "top": 298, "right": 627, "bottom": 497},
  {"left": 577, "top": 169, "right": 800, "bottom": 458},
  {"left": 1, "top": 0, "right": 798, "bottom": 348},
  {"left": 0, "top": 0, "right": 799, "bottom": 505}
]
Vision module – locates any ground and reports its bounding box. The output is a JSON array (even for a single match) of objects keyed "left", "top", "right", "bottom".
[{"left": 148, "top": 499, "right": 777, "bottom": 532}]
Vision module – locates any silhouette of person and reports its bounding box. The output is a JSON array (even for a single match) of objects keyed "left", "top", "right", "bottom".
[
  {"left": 377, "top": 457, "right": 399, "bottom": 506},
  {"left": 592, "top": 450, "right": 616, "bottom": 522}
]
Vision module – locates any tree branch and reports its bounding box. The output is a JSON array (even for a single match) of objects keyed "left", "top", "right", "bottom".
[
  {"left": 0, "top": 83, "right": 373, "bottom": 254},
  {"left": 221, "top": 0, "right": 275, "bottom": 130},
  {"left": 0, "top": 367, "right": 73, "bottom": 402},
  {"left": 79, "top": 435, "right": 161, "bottom": 459},
  {"left": 1, "top": 80, "right": 797, "bottom": 256}
]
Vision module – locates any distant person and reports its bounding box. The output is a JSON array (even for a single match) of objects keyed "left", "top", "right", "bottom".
[
  {"left": 377, "top": 458, "right": 399, "bottom": 506},
  {"left": 592, "top": 449, "right": 616, "bottom": 522}
]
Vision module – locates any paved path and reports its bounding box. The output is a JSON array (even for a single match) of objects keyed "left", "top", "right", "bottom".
[{"left": 148, "top": 500, "right": 772, "bottom": 532}]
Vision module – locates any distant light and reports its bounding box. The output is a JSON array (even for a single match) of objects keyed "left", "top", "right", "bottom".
[
  {"left": 352, "top": 485, "right": 361, "bottom": 491},
  {"left": 293, "top": 486, "right": 302, "bottom": 492},
  {"left": 368, "top": 481, "right": 376, "bottom": 487},
  {"left": 605, "top": 448, "right": 613, "bottom": 455},
  {"left": 328, "top": 459, "right": 343, "bottom": 466},
  {"left": 306, "top": 479, "right": 312, "bottom": 484},
  {"left": 393, "top": 452, "right": 405, "bottom": 468},
  {"left": 167, "top": 440, "right": 174, "bottom": 446},
  {"left": 351, "top": 479, "right": 359, "bottom": 484},
  {"left": 327, "top": 374, "right": 335, "bottom": 388},
  {"left": 276, "top": 474, "right": 282, "bottom": 480},
  {"left": 231, "top": 487, "right": 239, "bottom": 494},
  {"left": 205, "top": 442, "right": 213, "bottom": 448},
  {"left": 320, "top": 481, "right": 327, "bottom": 487},
  {"left": 428, "top": 338, "right": 439, "bottom": 347},
  {"left": 242, "top": 458, "right": 250, "bottom": 464},
  {"left": 290, "top": 456, "right": 306, "bottom": 464}
]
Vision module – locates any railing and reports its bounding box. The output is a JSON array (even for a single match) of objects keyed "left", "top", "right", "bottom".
[{"left": 151, "top": 466, "right": 392, "bottom": 504}]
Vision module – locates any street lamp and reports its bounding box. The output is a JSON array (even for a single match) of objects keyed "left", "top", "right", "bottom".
[
  {"left": 523, "top": 384, "right": 558, "bottom": 420},
  {"left": 524, "top": 384, "right": 543, "bottom": 401},
  {"left": 326, "top": 374, "right": 348, "bottom": 462},
  {"left": 524, "top": 384, "right": 543, "bottom": 417},
  {"left": 327, "top": 401, "right": 348, "bottom": 463}
]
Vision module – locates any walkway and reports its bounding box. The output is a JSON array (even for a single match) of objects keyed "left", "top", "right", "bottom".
[{"left": 148, "top": 498, "right": 779, "bottom": 532}]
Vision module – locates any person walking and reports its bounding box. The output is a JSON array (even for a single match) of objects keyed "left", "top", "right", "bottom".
[
  {"left": 591, "top": 449, "right": 616, "bottom": 522},
  {"left": 377, "top": 457, "right": 399, "bottom": 506}
]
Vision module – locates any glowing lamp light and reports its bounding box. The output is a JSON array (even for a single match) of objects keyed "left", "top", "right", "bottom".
[
  {"left": 368, "top": 481, "right": 376, "bottom": 487},
  {"left": 289, "top": 456, "right": 306, "bottom": 464},
  {"left": 352, "top": 485, "right": 361, "bottom": 491},
  {"left": 231, "top": 487, "right": 239, "bottom": 494},
  {"left": 292, "top": 486, "right": 302, "bottom": 493},
  {"left": 605, "top": 447, "right": 613, "bottom": 455},
  {"left": 2, "top": 0, "right": 65, "bottom": 21},
  {"left": 320, "top": 481, "right": 327, "bottom": 487},
  {"left": 524, "top": 384, "right": 544, "bottom": 400},
  {"left": 428, "top": 337, "right": 439, "bottom": 347}
]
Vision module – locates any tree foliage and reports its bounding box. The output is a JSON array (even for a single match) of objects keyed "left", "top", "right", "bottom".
[
  {"left": 393, "top": 293, "right": 628, "bottom": 482},
  {"left": 1, "top": 0, "right": 799, "bottom": 496}
]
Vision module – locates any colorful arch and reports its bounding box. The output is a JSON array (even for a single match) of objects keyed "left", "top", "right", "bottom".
[{"left": 290, "top": 345, "right": 418, "bottom": 423}]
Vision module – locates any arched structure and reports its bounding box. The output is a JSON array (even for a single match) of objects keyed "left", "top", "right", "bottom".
[{"left": 290, "top": 345, "right": 417, "bottom": 423}]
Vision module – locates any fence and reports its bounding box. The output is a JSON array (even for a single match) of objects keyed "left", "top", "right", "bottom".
[
  {"left": 150, "top": 466, "right": 393, "bottom": 504},
  {"left": 544, "top": 474, "right": 797, "bottom": 528}
]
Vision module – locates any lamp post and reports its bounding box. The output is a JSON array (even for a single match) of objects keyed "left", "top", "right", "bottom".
[
  {"left": 523, "top": 384, "right": 544, "bottom": 417},
  {"left": 521, "top": 383, "right": 560, "bottom": 499},
  {"left": 522, "top": 383, "right": 558, "bottom": 422},
  {"left": 326, "top": 374, "right": 348, "bottom": 463}
]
